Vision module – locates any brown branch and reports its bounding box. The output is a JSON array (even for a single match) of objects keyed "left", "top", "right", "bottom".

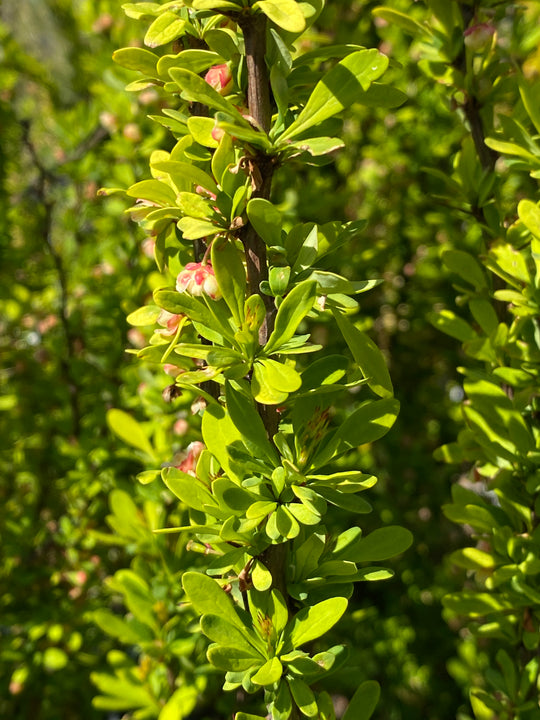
[
  {"left": 236, "top": 14, "right": 294, "bottom": 632},
  {"left": 462, "top": 94, "right": 497, "bottom": 173}
]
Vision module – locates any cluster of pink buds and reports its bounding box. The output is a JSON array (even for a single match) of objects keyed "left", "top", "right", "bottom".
[
  {"left": 464, "top": 22, "right": 495, "bottom": 51},
  {"left": 176, "top": 441, "right": 205, "bottom": 476},
  {"left": 176, "top": 262, "right": 221, "bottom": 300},
  {"left": 204, "top": 63, "right": 233, "bottom": 95}
]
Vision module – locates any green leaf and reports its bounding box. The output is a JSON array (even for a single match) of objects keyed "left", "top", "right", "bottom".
[
  {"left": 152, "top": 160, "right": 219, "bottom": 196},
  {"left": 340, "top": 526, "right": 413, "bottom": 563},
  {"left": 216, "top": 115, "right": 272, "bottom": 150},
  {"left": 159, "top": 687, "right": 198, "bottom": 720},
  {"left": 269, "top": 266, "right": 291, "bottom": 296},
  {"left": 225, "top": 381, "right": 278, "bottom": 463},
  {"left": 252, "top": 561, "right": 273, "bottom": 591},
  {"left": 201, "top": 615, "right": 262, "bottom": 656},
  {"left": 93, "top": 609, "right": 150, "bottom": 644},
  {"left": 488, "top": 241, "right": 531, "bottom": 286},
  {"left": 254, "top": 0, "right": 306, "bottom": 33},
  {"left": 126, "top": 304, "right": 162, "bottom": 326},
  {"left": 192, "top": 0, "right": 242, "bottom": 7},
  {"left": 113, "top": 570, "right": 157, "bottom": 629},
  {"left": 113, "top": 47, "right": 159, "bottom": 76},
  {"left": 169, "top": 67, "right": 248, "bottom": 125},
  {"left": 485, "top": 137, "right": 539, "bottom": 164},
  {"left": 212, "top": 237, "right": 246, "bottom": 326},
  {"left": 469, "top": 299, "right": 498, "bottom": 335},
  {"left": 43, "top": 647, "right": 68, "bottom": 671},
  {"left": 202, "top": 403, "right": 244, "bottom": 478},
  {"left": 183, "top": 572, "right": 245, "bottom": 628},
  {"left": 106, "top": 409, "right": 156, "bottom": 459},
  {"left": 178, "top": 191, "right": 216, "bottom": 219},
  {"left": 286, "top": 502, "right": 320, "bottom": 527},
  {"left": 122, "top": 3, "right": 164, "bottom": 20},
  {"left": 315, "top": 487, "right": 372, "bottom": 514},
  {"left": 442, "top": 592, "right": 517, "bottom": 617},
  {"left": 251, "top": 657, "right": 283, "bottom": 686},
  {"left": 342, "top": 680, "right": 380, "bottom": 720},
  {"left": 464, "top": 377, "right": 534, "bottom": 454},
  {"left": 442, "top": 250, "right": 487, "bottom": 290},
  {"left": 91, "top": 673, "right": 156, "bottom": 711},
  {"left": 144, "top": 12, "right": 186, "bottom": 48},
  {"left": 154, "top": 288, "right": 216, "bottom": 327},
  {"left": 287, "top": 677, "right": 318, "bottom": 717},
  {"left": 162, "top": 467, "right": 216, "bottom": 512},
  {"left": 289, "top": 137, "right": 345, "bottom": 157},
  {"left": 333, "top": 310, "right": 393, "bottom": 398},
  {"left": 252, "top": 358, "right": 302, "bottom": 404},
  {"left": 428, "top": 310, "right": 477, "bottom": 342},
  {"left": 280, "top": 50, "right": 389, "bottom": 141},
  {"left": 336, "top": 398, "right": 400, "bottom": 448},
  {"left": 372, "top": 6, "right": 433, "bottom": 36},
  {"left": 157, "top": 49, "right": 223, "bottom": 79},
  {"left": 518, "top": 199, "right": 540, "bottom": 241},
  {"left": 207, "top": 645, "right": 260, "bottom": 671},
  {"left": 127, "top": 179, "right": 177, "bottom": 206},
  {"left": 247, "top": 198, "right": 283, "bottom": 247},
  {"left": 449, "top": 548, "right": 496, "bottom": 571},
  {"left": 519, "top": 76, "right": 540, "bottom": 135},
  {"left": 264, "top": 280, "right": 316, "bottom": 355},
  {"left": 286, "top": 597, "right": 348, "bottom": 648},
  {"left": 177, "top": 216, "right": 225, "bottom": 239}
]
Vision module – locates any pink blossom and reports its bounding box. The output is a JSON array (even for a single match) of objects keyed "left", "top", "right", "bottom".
[
  {"left": 173, "top": 418, "right": 189, "bottom": 436},
  {"left": 157, "top": 309, "right": 183, "bottom": 336},
  {"left": 176, "top": 262, "right": 221, "bottom": 300},
  {"left": 176, "top": 441, "right": 205, "bottom": 476},
  {"left": 464, "top": 23, "right": 495, "bottom": 50},
  {"left": 211, "top": 125, "right": 225, "bottom": 143},
  {"left": 163, "top": 363, "right": 182, "bottom": 378},
  {"left": 141, "top": 237, "right": 156, "bottom": 258},
  {"left": 204, "top": 64, "right": 233, "bottom": 95}
]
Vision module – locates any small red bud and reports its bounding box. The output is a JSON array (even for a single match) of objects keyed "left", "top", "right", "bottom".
[{"left": 204, "top": 64, "right": 233, "bottom": 95}]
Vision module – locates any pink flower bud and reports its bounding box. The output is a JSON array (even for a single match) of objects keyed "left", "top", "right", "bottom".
[
  {"left": 204, "top": 64, "right": 233, "bottom": 95},
  {"left": 464, "top": 23, "right": 495, "bottom": 51},
  {"left": 141, "top": 237, "right": 156, "bottom": 258},
  {"left": 176, "top": 262, "right": 222, "bottom": 300},
  {"left": 176, "top": 441, "right": 205, "bottom": 476},
  {"left": 173, "top": 418, "right": 189, "bottom": 436},
  {"left": 163, "top": 363, "right": 182, "bottom": 378},
  {"left": 157, "top": 310, "right": 183, "bottom": 336},
  {"left": 211, "top": 125, "right": 225, "bottom": 143},
  {"left": 123, "top": 123, "right": 142, "bottom": 142}
]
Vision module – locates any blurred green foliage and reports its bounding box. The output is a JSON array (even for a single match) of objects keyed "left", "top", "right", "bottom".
[{"left": 1, "top": 1, "right": 539, "bottom": 719}]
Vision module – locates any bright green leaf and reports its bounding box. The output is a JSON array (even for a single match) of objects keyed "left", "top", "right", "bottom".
[
  {"left": 264, "top": 280, "right": 316, "bottom": 355},
  {"left": 333, "top": 310, "right": 393, "bottom": 398},
  {"left": 280, "top": 50, "right": 389, "bottom": 141},
  {"left": 342, "top": 680, "right": 380, "bottom": 720},
  {"left": 113, "top": 47, "right": 159, "bottom": 75},
  {"left": 286, "top": 597, "right": 348, "bottom": 648},
  {"left": 144, "top": 12, "right": 186, "bottom": 48},
  {"left": 106, "top": 409, "right": 156, "bottom": 459}
]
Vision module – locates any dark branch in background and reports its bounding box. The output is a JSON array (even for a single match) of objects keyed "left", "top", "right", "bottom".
[
  {"left": 462, "top": 94, "right": 497, "bottom": 173},
  {"left": 455, "top": 7, "right": 498, "bottom": 174},
  {"left": 21, "top": 121, "right": 85, "bottom": 436}
]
